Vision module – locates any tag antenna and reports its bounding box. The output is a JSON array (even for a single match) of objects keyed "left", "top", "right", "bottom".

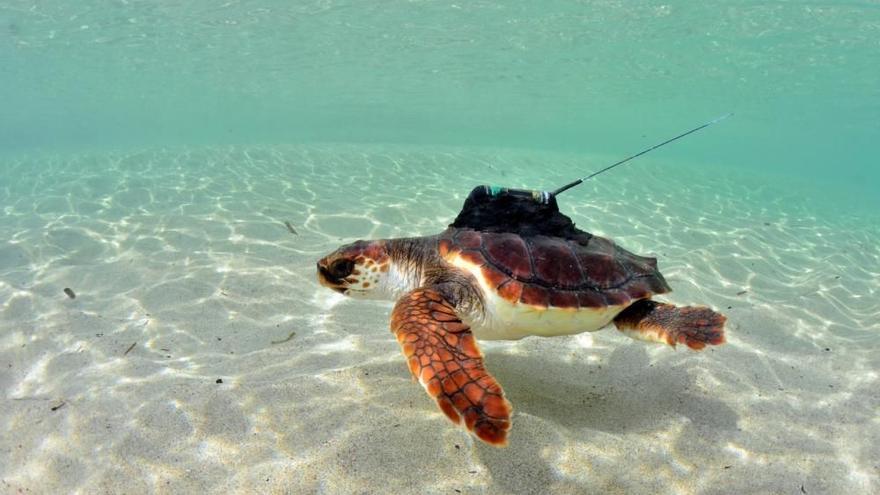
[{"left": 551, "top": 113, "right": 733, "bottom": 196}]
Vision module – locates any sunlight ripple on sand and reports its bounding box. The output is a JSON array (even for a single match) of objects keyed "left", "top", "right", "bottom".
[{"left": 0, "top": 145, "right": 877, "bottom": 494}]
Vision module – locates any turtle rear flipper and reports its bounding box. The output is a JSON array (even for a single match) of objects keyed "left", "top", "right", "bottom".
[
  {"left": 391, "top": 288, "right": 512, "bottom": 446},
  {"left": 613, "top": 299, "right": 726, "bottom": 350}
]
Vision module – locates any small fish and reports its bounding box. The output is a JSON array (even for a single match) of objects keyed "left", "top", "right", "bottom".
[
  {"left": 63, "top": 288, "right": 76, "bottom": 299},
  {"left": 51, "top": 401, "right": 66, "bottom": 412},
  {"left": 736, "top": 290, "right": 747, "bottom": 296},
  {"left": 284, "top": 221, "right": 298, "bottom": 235}
]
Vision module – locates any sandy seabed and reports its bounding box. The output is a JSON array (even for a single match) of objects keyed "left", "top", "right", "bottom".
[{"left": 0, "top": 145, "right": 877, "bottom": 494}]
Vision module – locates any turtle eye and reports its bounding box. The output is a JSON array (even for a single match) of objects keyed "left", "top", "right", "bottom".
[{"left": 329, "top": 259, "right": 355, "bottom": 279}]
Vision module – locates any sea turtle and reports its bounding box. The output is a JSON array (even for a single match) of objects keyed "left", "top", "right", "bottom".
[{"left": 316, "top": 185, "right": 726, "bottom": 446}]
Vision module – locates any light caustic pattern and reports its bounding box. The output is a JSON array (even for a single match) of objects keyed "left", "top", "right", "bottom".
[{"left": 0, "top": 146, "right": 877, "bottom": 494}]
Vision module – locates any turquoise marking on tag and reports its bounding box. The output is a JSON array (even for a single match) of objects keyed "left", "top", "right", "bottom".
[{"left": 488, "top": 185, "right": 503, "bottom": 196}]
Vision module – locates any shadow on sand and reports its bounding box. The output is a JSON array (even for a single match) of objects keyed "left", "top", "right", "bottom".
[{"left": 474, "top": 343, "right": 740, "bottom": 492}]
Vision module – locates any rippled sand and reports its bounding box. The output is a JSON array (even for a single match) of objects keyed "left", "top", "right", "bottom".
[{"left": 0, "top": 146, "right": 877, "bottom": 494}]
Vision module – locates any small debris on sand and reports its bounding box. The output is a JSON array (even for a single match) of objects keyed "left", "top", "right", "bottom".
[
  {"left": 123, "top": 342, "right": 137, "bottom": 356},
  {"left": 284, "top": 221, "right": 299, "bottom": 235},
  {"left": 216, "top": 378, "right": 223, "bottom": 384},
  {"left": 736, "top": 290, "right": 748, "bottom": 296},
  {"left": 50, "top": 401, "right": 66, "bottom": 412},
  {"left": 63, "top": 288, "right": 76, "bottom": 299},
  {"left": 270, "top": 330, "right": 297, "bottom": 345}
]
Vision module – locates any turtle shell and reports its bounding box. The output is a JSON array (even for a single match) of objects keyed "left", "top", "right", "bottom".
[{"left": 438, "top": 228, "right": 671, "bottom": 309}]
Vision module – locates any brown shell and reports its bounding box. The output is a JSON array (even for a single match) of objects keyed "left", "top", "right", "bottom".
[{"left": 439, "top": 228, "right": 671, "bottom": 309}]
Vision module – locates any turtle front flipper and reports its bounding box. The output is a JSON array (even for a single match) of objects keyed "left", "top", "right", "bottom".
[
  {"left": 391, "top": 288, "right": 512, "bottom": 446},
  {"left": 613, "top": 299, "right": 726, "bottom": 350}
]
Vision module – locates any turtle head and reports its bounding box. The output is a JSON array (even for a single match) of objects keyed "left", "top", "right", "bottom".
[{"left": 317, "top": 240, "right": 399, "bottom": 299}]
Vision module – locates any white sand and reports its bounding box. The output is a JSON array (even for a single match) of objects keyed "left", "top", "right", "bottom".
[{"left": 0, "top": 145, "right": 878, "bottom": 494}]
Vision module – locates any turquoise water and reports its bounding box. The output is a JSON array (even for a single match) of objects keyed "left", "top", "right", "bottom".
[
  {"left": 1, "top": 2, "right": 879, "bottom": 494},
  {"left": 2, "top": 1, "right": 878, "bottom": 199}
]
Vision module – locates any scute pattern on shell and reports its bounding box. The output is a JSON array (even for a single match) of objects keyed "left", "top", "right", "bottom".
[{"left": 440, "top": 228, "right": 671, "bottom": 309}]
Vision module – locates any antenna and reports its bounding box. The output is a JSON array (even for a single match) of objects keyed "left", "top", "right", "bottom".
[{"left": 551, "top": 113, "right": 733, "bottom": 196}]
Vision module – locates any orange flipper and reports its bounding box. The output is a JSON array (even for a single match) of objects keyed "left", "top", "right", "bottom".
[
  {"left": 391, "top": 289, "right": 512, "bottom": 446},
  {"left": 614, "top": 299, "right": 726, "bottom": 350}
]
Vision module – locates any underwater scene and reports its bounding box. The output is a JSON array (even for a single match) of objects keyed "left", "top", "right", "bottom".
[{"left": 1, "top": 1, "right": 878, "bottom": 494}]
